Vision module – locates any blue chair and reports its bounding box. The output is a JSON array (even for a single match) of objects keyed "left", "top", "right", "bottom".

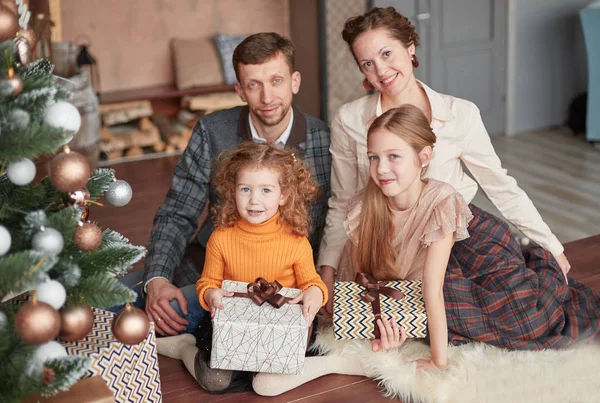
[{"left": 580, "top": 7, "right": 600, "bottom": 142}]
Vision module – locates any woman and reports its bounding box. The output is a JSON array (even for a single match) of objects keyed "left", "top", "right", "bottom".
[{"left": 318, "top": 7, "right": 571, "bottom": 310}]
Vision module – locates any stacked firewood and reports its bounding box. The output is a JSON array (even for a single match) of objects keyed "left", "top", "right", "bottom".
[{"left": 99, "top": 101, "right": 166, "bottom": 160}]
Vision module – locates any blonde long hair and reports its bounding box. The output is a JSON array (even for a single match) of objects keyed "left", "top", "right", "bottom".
[{"left": 354, "top": 105, "right": 436, "bottom": 279}]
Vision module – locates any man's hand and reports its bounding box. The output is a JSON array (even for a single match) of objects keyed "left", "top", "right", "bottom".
[
  {"left": 318, "top": 266, "right": 335, "bottom": 316},
  {"left": 555, "top": 253, "right": 571, "bottom": 284},
  {"left": 145, "top": 278, "right": 189, "bottom": 336},
  {"left": 289, "top": 286, "right": 324, "bottom": 323},
  {"left": 204, "top": 288, "right": 234, "bottom": 318}
]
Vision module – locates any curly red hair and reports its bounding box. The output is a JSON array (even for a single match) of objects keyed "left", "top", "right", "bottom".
[{"left": 212, "top": 142, "right": 318, "bottom": 237}]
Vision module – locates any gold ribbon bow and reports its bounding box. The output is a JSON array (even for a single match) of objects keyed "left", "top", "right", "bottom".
[
  {"left": 232, "top": 277, "right": 291, "bottom": 308},
  {"left": 354, "top": 273, "right": 405, "bottom": 339}
]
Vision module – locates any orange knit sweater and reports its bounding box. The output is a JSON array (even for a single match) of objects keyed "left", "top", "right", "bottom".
[{"left": 195, "top": 212, "right": 328, "bottom": 311}]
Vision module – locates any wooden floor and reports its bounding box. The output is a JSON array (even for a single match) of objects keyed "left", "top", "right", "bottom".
[{"left": 91, "top": 128, "right": 600, "bottom": 402}]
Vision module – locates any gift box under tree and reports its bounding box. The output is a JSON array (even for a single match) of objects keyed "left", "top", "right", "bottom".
[
  {"left": 333, "top": 273, "right": 428, "bottom": 340},
  {"left": 61, "top": 307, "right": 162, "bottom": 403},
  {"left": 210, "top": 279, "right": 310, "bottom": 374}
]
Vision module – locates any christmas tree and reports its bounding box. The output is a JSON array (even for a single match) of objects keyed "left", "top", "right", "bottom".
[{"left": 0, "top": 3, "right": 147, "bottom": 402}]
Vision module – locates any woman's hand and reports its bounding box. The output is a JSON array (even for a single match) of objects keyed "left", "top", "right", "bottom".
[
  {"left": 413, "top": 358, "right": 447, "bottom": 372},
  {"left": 371, "top": 317, "right": 407, "bottom": 352},
  {"left": 289, "top": 285, "right": 324, "bottom": 323},
  {"left": 555, "top": 253, "right": 571, "bottom": 284},
  {"left": 204, "top": 288, "right": 234, "bottom": 318}
]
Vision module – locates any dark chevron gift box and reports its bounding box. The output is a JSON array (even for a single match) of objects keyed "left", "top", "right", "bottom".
[{"left": 333, "top": 279, "right": 428, "bottom": 340}]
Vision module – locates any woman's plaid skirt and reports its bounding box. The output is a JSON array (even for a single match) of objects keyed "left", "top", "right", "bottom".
[{"left": 444, "top": 204, "right": 600, "bottom": 349}]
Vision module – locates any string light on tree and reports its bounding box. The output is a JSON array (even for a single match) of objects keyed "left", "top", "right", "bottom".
[
  {"left": 105, "top": 179, "right": 133, "bottom": 207},
  {"left": 49, "top": 146, "right": 90, "bottom": 193},
  {"left": 59, "top": 304, "right": 94, "bottom": 342},
  {"left": 43, "top": 101, "right": 81, "bottom": 145},
  {"left": 6, "top": 158, "right": 36, "bottom": 186},
  {"left": 32, "top": 226, "right": 64, "bottom": 254},
  {"left": 0, "top": 224, "right": 11, "bottom": 256},
  {"left": 35, "top": 279, "right": 67, "bottom": 310},
  {"left": 112, "top": 303, "right": 150, "bottom": 345},
  {"left": 15, "top": 298, "right": 61, "bottom": 345},
  {"left": 5, "top": 67, "right": 23, "bottom": 96}
]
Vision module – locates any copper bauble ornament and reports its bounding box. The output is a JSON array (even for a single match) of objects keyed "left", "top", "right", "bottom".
[
  {"left": 14, "top": 35, "right": 30, "bottom": 67},
  {"left": 49, "top": 149, "right": 91, "bottom": 193},
  {"left": 0, "top": 4, "right": 19, "bottom": 41},
  {"left": 112, "top": 304, "right": 150, "bottom": 345},
  {"left": 16, "top": 27, "right": 36, "bottom": 48},
  {"left": 73, "top": 222, "right": 102, "bottom": 252},
  {"left": 59, "top": 304, "right": 94, "bottom": 342},
  {"left": 15, "top": 300, "right": 61, "bottom": 345},
  {"left": 0, "top": 0, "right": 17, "bottom": 15}
]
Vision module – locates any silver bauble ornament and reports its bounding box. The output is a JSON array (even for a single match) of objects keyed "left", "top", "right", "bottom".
[
  {"left": 0, "top": 224, "right": 11, "bottom": 256},
  {"left": 105, "top": 180, "right": 133, "bottom": 207},
  {"left": 6, "top": 158, "right": 36, "bottom": 186},
  {"left": 32, "top": 227, "right": 64, "bottom": 254},
  {"left": 35, "top": 279, "right": 67, "bottom": 310},
  {"left": 9, "top": 108, "right": 30, "bottom": 131}
]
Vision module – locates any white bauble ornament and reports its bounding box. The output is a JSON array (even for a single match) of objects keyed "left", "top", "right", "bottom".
[
  {"left": 10, "top": 108, "right": 30, "bottom": 131},
  {"left": 32, "top": 227, "right": 64, "bottom": 254},
  {"left": 0, "top": 224, "right": 11, "bottom": 256},
  {"left": 6, "top": 158, "right": 36, "bottom": 186},
  {"left": 33, "top": 341, "right": 67, "bottom": 364},
  {"left": 35, "top": 279, "right": 67, "bottom": 310},
  {"left": 43, "top": 102, "right": 81, "bottom": 144},
  {"left": 105, "top": 180, "right": 133, "bottom": 207}
]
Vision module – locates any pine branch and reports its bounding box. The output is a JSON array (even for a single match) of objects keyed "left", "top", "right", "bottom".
[
  {"left": 40, "top": 356, "right": 91, "bottom": 397},
  {"left": 86, "top": 168, "right": 116, "bottom": 200},
  {"left": 78, "top": 239, "right": 146, "bottom": 277},
  {"left": 67, "top": 274, "right": 137, "bottom": 308},
  {"left": 0, "top": 121, "right": 65, "bottom": 162},
  {"left": 0, "top": 251, "right": 57, "bottom": 296}
]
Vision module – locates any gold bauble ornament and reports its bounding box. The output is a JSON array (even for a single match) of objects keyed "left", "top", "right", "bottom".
[
  {"left": 5, "top": 67, "right": 22, "bottom": 96},
  {"left": 16, "top": 27, "right": 36, "bottom": 48},
  {"left": 59, "top": 304, "right": 95, "bottom": 342},
  {"left": 49, "top": 148, "right": 91, "bottom": 193},
  {"left": 15, "top": 300, "right": 61, "bottom": 345},
  {"left": 111, "top": 304, "right": 150, "bottom": 345},
  {"left": 14, "top": 35, "right": 31, "bottom": 67},
  {"left": 0, "top": 4, "right": 19, "bottom": 41},
  {"left": 73, "top": 222, "right": 102, "bottom": 251}
]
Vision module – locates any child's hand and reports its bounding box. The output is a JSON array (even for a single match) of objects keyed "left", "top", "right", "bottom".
[
  {"left": 289, "top": 285, "right": 324, "bottom": 323},
  {"left": 371, "top": 317, "right": 407, "bottom": 352},
  {"left": 204, "top": 288, "right": 234, "bottom": 318}
]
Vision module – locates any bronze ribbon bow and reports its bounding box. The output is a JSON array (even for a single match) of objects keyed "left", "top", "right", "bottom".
[
  {"left": 354, "top": 273, "right": 405, "bottom": 339},
  {"left": 232, "top": 277, "right": 291, "bottom": 308}
]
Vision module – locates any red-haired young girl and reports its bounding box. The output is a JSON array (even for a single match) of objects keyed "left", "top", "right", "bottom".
[{"left": 157, "top": 141, "right": 328, "bottom": 393}]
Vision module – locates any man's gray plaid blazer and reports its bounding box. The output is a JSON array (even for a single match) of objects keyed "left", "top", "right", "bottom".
[{"left": 143, "top": 105, "right": 332, "bottom": 288}]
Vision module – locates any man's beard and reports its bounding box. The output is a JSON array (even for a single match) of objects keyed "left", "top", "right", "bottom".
[{"left": 254, "top": 103, "right": 291, "bottom": 127}]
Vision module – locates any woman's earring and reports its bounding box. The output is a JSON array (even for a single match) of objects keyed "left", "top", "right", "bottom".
[
  {"left": 421, "top": 163, "right": 426, "bottom": 168},
  {"left": 411, "top": 54, "right": 419, "bottom": 68},
  {"left": 363, "top": 78, "right": 375, "bottom": 91}
]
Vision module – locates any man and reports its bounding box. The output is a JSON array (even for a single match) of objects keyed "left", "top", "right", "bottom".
[{"left": 139, "top": 32, "right": 331, "bottom": 336}]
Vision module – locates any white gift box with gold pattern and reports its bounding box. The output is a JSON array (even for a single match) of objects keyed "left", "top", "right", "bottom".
[
  {"left": 210, "top": 280, "right": 309, "bottom": 374},
  {"left": 61, "top": 307, "right": 162, "bottom": 403}
]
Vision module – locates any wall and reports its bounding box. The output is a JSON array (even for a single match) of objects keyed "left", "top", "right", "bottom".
[
  {"left": 58, "top": 0, "right": 290, "bottom": 93},
  {"left": 506, "top": 0, "right": 589, "bottom": 134}
]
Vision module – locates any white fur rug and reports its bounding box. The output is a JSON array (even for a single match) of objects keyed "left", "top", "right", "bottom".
[{"left": 313, "top": 326, "right": 600, "bottom": 403}]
